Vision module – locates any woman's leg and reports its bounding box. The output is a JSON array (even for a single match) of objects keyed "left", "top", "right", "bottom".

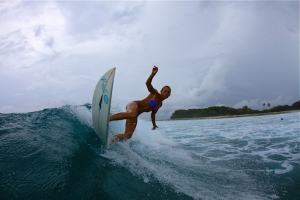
[
  {"left": 110, "top": 102, "right": 139, "bottom": 121},
  {"left": 110, "top": 102, "right": 139, "bottom": 141},
  {"left": 113, "top": 117, "right": 138, "bottom": 141}
]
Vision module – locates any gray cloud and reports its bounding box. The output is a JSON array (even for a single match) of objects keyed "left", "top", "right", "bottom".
[{"left": 0, "top": 1, "right": 298, "bottom": 120}]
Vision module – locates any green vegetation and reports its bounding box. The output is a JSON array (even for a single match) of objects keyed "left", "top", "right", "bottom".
[{"left": 170, "top": 100, "right": 300, "bottom": 119}]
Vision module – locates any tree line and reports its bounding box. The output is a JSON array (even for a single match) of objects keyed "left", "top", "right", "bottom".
[{"left": 170, "top": 100, "right": 300, "bottom": 119}]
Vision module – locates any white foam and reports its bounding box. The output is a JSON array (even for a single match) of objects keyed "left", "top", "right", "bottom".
[
  {"left": 274, "top": 160, "right": 294, "bottom": 174},
  {"left": 65, "top": 105, "right": 93, "bottom": 128},
  {"left": 100, "top": 112, "right": 300, "bottom": 199},
  {"left": 102, "top": 119, "right": 267, "bottom": 200}
]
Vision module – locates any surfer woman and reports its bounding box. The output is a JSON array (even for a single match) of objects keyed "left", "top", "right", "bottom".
[{"left": 110, "top": 66, "right": 171, "bottom": 141}]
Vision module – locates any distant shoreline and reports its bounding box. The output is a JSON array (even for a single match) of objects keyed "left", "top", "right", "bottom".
[{"left": 163, "top": 110, "right": 299, "bottom": 121}]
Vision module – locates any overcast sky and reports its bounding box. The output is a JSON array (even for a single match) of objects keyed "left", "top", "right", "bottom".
[{"left": 0, "top": 1, "right": 299, "bottom": 119}]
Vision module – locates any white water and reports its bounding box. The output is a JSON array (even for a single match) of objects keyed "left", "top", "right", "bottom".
[{"left": 101, "top": 112, "right": 299, "bottom": 199}]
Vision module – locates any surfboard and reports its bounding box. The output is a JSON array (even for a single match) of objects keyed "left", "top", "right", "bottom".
[{"left": 92, "top": 67, "right": 116, "bottom": 145}]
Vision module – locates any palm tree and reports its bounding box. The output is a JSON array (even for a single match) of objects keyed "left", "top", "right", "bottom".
[
  {"left": 267, "top": 103, "right": 271, "bottom": 109},
  {"left": 263, "top": 103, "right": 266, "bottom": 110}
]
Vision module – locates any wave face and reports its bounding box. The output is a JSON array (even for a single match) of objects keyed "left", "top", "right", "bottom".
[{"left": 0, "top": 105, "right": 299, "bottom": 200}]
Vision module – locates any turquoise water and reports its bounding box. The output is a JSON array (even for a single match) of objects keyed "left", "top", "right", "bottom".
[{"left": 0, "top": 105, "right": 299, "bottom": 200}]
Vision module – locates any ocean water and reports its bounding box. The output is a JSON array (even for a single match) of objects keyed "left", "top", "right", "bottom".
[{"left": 0, "top": 105, "right": 299, "bottom": 200}]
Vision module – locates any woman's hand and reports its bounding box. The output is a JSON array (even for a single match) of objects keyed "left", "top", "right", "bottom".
[
  {"left": 152, "top": 66, "right": 158, "bottom": 75},
  {"left": 152, "top": 125, "right": 159, "bottom": 130}
]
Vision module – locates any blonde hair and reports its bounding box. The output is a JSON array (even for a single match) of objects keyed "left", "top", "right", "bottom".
[{"left": 161, "top": 85, "right": 171, "bottom": 92}]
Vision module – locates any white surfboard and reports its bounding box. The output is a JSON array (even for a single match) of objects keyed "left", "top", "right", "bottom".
[{"left": 92, "top": 67, "right": 116, "bottom": 145}]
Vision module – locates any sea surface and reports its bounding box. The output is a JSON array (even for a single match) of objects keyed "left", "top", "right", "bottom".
[{"left": 0, "top": 105, "right": 299, "bottom": 200}]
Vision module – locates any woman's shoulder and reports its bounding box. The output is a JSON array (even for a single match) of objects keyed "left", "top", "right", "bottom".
[{"left": 145, "top": 92, "right": 161, "bottom": 100}]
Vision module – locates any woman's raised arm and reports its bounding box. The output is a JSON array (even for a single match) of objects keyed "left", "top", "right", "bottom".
[{"left": 146, "top": 66, "right": 159, "bottom": 94}]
